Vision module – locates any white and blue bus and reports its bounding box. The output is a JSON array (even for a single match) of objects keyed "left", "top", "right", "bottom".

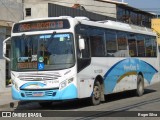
[{"left": 3, "top": 16, "right": 159, "bottom": 106}]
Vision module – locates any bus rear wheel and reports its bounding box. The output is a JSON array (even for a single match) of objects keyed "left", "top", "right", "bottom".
[
  {"left": 136, "top": 75, "right": 144, "bottom": 96},
  {"left": 91, "top": 81, "right": 101, "bottom": 105}
]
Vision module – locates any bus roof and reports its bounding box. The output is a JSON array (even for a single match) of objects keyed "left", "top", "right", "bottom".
[
  {"left": 76, "top": 18, "right": 156, "bottom": 36},
  {"left": 17, "top": 16, "right": 156, "bottom": 36}
]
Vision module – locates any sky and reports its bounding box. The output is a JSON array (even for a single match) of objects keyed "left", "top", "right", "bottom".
[{"left": 118, "top": 0, "right": 160, "bottom": 15}]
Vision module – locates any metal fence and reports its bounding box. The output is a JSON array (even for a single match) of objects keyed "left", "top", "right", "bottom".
[{"left": 48, "top": 3, "right": 116, "bottom": 21}]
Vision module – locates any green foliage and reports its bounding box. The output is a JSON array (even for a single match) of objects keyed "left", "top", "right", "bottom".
[{"left": 6, "top": 79, "right": 11, "bottom": 85}]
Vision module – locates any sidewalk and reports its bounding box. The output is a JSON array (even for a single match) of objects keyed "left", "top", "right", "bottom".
[{"left": 0, "top": 86, "right": 18, "bottom": 109}]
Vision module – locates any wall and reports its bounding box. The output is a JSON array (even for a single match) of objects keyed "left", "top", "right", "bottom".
[
  {"left": 23, "top": 0, "right": 116, "bottom": 19},
  {"left": 0, "top": 27, "right": 6, "bottom": 92},
  {"left": 24, "top": 3, "right": 48, "bottom": 20},
  {"left": 23, "top": 0, "right": 49, "bottom": 20},
  {"left": 48, "top": 3, "right": 116, "bottom": 21},
  {"left": 0, "top": 59, "right": 6, "bottom": 92},
  {"left": 0, "top": 0, "right": 23, "bottom": 22},
  {"left": 52, "top": 0, "right": 117, "bottom": 18}
]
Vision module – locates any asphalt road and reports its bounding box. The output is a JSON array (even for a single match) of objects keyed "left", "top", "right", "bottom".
[{"left": 1, "top": 82, "right": 160, "bottom": 120}]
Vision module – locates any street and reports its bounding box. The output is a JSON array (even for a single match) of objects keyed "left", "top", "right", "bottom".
[{"left": 1, "top": 82, "right": 160, "bottom": 120}]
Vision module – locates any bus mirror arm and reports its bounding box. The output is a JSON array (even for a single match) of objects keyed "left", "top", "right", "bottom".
[{"left": 3, "top": 37, "right": 11, "bottom": 62}]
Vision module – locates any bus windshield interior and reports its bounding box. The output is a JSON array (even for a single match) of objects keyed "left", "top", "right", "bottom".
[{"left": 11, "top": 33, "right": 75, "bottom": 71}]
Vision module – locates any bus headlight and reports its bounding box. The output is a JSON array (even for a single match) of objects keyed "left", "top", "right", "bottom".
[
  {"left": 12, "top": 80, "right": 19, "bottom": 90},
  {"left": 11, "top": 79, "right": 15, "bottom": 85},
  {"left": 68, "top": 78, "right": 74, "bottom": 84},
  {"left": 60, "top": 80, "right": 67, "bottom": 90},
  {"left": 15, "top": 83, "right": 19, "bottom": 90},
  {"left": 60, "top": 78, "right": 74, "bottom": 90}
]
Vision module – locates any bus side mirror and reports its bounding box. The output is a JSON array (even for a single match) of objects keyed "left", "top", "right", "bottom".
[
  {"left": 3, "top": 42, "right": 6, "bottom": 55},
  {"left": 3, "top": 37, "right": 11, "bottom": 61},
  {"left": 79, "top": 38, "right": 85, "bottom": 51}
]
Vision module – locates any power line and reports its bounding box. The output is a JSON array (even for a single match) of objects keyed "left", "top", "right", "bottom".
[{"left": 0, "top": 0, "right": 20, "bottom": 21}]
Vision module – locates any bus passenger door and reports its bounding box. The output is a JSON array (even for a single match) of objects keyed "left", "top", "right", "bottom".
[
  {"left": 77, "top": 35, "right": 91, "bottom": 72},
  {"left": 76, "top": 35, "right": 93, "bottom": 98}
]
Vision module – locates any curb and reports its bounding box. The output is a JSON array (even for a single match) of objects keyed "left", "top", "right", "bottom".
[{"left": 0, "top": 101, "right": 19, "bottom": 109}]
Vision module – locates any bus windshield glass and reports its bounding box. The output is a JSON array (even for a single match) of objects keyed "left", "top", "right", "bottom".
[{"left": 11, "top": 33, "right": 75, "bottom": 71}]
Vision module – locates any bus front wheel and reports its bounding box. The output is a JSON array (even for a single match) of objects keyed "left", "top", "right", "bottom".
[
  {"left": 91, "top": 81, "right": 101, "bottom": 105},
  {"left": 136, "top": 75, "right": 144, "bottom": 96}
]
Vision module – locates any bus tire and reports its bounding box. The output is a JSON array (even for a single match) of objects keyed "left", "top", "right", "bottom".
[
  {"left": 38, "top": 101, "right": 52, "bottom": 107},
  {"left": 91, "top": 81, "right": 101, "bottom": 105},
  {"left": 136, "top": 75, "right": 144, "bottom": 96}
]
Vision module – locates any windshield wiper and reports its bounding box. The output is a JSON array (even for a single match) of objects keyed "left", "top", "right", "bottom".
[{"left": 21, "top": 33, "right": 27, "bottom": 40}]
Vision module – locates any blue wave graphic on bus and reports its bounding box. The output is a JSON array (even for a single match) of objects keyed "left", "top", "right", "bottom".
[
  {"left": 104, "top": 58, "right": 158, "bottom": 94},
  {"left": 20, "top": 82, "right": 46, "bottom": 89}
]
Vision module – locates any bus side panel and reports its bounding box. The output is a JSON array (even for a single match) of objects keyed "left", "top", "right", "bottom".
[
  {"left": 103, "top": 58, "right": 158, "bottom": 94},
  {"left": 140, "top": 58, "right": 160, "bottom": 86},
  {"left": 112, "top": 75, "right": 137, "bottom": 93},
  {"left": 77, "top": 57, "right": 158, "bottom": 98},
  {"left": 77, "top": 57, "right": 125, "bottom": 98},
  {"left": 77, "top": 72, "right": 95, "bottom": 98}
]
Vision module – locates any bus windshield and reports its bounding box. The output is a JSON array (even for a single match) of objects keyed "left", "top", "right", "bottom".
[{"left": 11, "top": 33, "right": 75, "bottom": 71}]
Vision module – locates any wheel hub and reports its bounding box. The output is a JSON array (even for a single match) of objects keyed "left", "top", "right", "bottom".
[{"left": 94, "top": 86, "right": 100, "bottom": 99}]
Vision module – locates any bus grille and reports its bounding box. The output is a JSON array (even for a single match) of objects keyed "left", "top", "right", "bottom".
[
  {"left": 24, "top": 90, "right": 57, "bottom": 97},
  {"left": 18, "top": 72, "right": 61, "bottom": 81}
]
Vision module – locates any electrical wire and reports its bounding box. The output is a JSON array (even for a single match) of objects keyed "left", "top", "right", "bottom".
[{"left": 0, "top": 0, "right": 21, "bottom": 21}]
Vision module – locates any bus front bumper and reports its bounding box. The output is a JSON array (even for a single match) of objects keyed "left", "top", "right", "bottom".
[{"left": 12, "top": 84, "right": 77, "bottom": 100}]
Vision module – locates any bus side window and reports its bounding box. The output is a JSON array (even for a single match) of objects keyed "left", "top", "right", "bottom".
[
  {"left": 105, "top": 30, "right": 117, "bottom": 57},
  {"left": 128, "top": 34, "right": 137, "bottom": 57}
]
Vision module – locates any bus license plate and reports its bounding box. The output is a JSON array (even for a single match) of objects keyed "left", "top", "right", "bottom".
[{"left": 33, "top": 92, "right": 44, "bottom": 97}]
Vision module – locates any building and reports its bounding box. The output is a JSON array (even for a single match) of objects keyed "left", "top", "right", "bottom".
[
  {"left": 0, "top": 0, "right": 23, "bottom": 92},
  {"left": 152, "top": 18, "right": 160, "bottom": 45},
  {"left": 23, "top": 0, "right": 155, "bottom": 28},
  {"left": 23, "top": 0, "right": 117, "bottom": 19}
]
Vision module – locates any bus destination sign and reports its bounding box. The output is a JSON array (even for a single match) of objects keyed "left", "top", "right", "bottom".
[{"left": 13, "top": 19, "right": 70, "bottom": 33}]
